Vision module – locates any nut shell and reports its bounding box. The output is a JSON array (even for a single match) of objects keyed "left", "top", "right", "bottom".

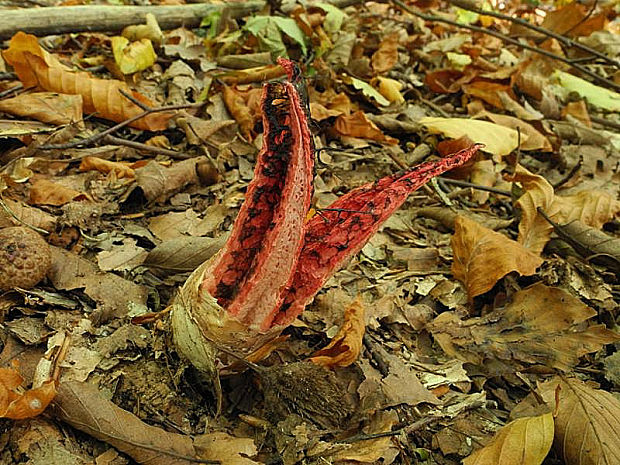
[{"left": 0, "top": 226, "right": 52, "bottom": 291}]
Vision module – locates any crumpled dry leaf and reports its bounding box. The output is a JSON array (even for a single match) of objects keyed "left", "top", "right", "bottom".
[
  {"left": 463, "top": 412, "right": 554, "bottom": 465},
  {"left": 539, "top": 377, "right": 620, "bottom": 465},
  {"left": 135, "top": 156, "right": 212, "bottom": 203},
  {"left": 334, "top": 111, "right": 398, "bottom": 144},
  {"left": 2, "top": 32, "right": 172, "bottom": 131},
  {"left": 194, "top": 432, "right": 260, "bottom": 465},
  {"left": 0, "top": 92, "right": 83, "bottom": 126},
  {"left": 222, "top": 84, "right": 254, "bottom": 140},
  {"left": 482, "top": 111, "right": 552, "bottom": 152},
  {"left": 29, "top": 178, "right": 90, "bottom": 206},
  {"left": 428, "top": 282, "right": 619, "bottom": 372},
  {"left": 310, "top": 296, "right": 365, "bottom": 368},
  {"left": 508, "top": 166, "right": 620, "bottom": 255},
  {"left": 48, "top": 246, "right": 148, "bottom": 322},
  {"left": 0, "top": 198, "right": 56, "bottom": 232},
  {"left": 451, "top": 215, "right": 542, "bottom": 299},
  {"left": 79, "top": 156, "right": 139, "bottom": 179},
  {"left": 52, "top": 380, "right": 198, "bottom": 465},
  {"left": 0, "top": 367, "right": 56, "bottom": 420},
  {"left": 372, "top": 33, "right": 399, "bottom": 74}
]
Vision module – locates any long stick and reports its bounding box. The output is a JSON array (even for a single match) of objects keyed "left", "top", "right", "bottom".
[{"left": 0, "top": 2, "right": 264, "bottom": 39}]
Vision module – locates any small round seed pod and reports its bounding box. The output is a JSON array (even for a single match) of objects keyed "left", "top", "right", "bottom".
[{"left": 0, "top": 226, "right": 52, "bottom": 291}]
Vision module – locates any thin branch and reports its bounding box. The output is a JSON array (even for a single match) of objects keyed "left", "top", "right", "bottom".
[
  {"left": 391, "top": 0, "right": 620, "bottom": 92},
  {"left": 103, "top": 135, "right": 192, "bottom": 160},
  {"left": 0, "top": 83, "right": 23, "bottom": 99},
  {"left": 450, "top": 0, "right": 619, "bottom": 68},
  {"left": 439, "top": 177, "right": 511, "bottom": 196},
  {"left": 39, "top": 98, "right": 203, "bottom": 150}
]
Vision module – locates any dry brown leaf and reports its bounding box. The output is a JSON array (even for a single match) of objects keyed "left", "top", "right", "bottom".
[
  {"left": 222, "top": 84, "right": 254, "bottom": 140},
  {"left": 219, "top": 64, "right": 286, "bottom": 85},
  {"left": 463, "top": 81, "right": 518, "bottom": 110},
  {"left": 451, "top": 215, "right": 542, "bottom": 299},
  {"left": 428, "top": 282, "right": 619, "bottom": 372},
  {"left": 508, "top": 165, "right": 558, "bottom": 255},
  {"left": 194, "top": 432, "right": 260, "bottom": 465},
  {"left": 372, "top": 33, "right": 399, "bottom": 74},
  {"left": 463, "top": 412, "right": 554, "bottom": 465},
  {"left": 48, "top": 246, "right": 148, "bottom": 321},
  {"left": 0, "top": 198, "right": 56, "bottom": 232},
  {"left": 29, "top": 178, "right": 90, "bottom": 206},
  {"left": 310, "top": 297, "right": 365, "bottom": 368},
  {"left": 469, "top": 159, "right": 496, "bottom": 204},
  {"left": 509, "top": 166, "right": 620, "bottom": 255},
  {"left": 334, "top": 111, "right": 398, "bottom": 145},
  {"left": 541, "top": 3, "right": 606, "bottom": 37},
  {"left": 425, "top": 69, "right": 469, "bottom": 94},
  {"left": 79, "top": 156, "right": 137, "bottom": 179},
  {"left": 0, "top": 92, "right": 83, "bottom": 126},
  {"left": 135, "top": 157, "right": 210, "bottom": 203},
  {"left": 53, "top": 380, "right": 198, "bottom": 465},
  {"left": 562, "top": 100, "right": 591, "bottom": 127},
  {"left": 2, "top": 32, "right": 172, "bottom": 131},
  {"left": 539, "top": 377, "right": 620, "bottom": 465}
]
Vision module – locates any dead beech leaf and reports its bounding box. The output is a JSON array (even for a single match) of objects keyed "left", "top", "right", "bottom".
[
  {"left": 2, "top": 32, "right": 172, "bottom": 131},
  {"left": 53, "top": 380, "right": 198, "bottom": 465},
  {"left": 554, "top": 190, "right": 620, "bottom": 229},
  {"left": 463, "top": 412, "right": 554, "bottom": 465},
  {"left": 0, "top": 92, "right": 83, "bottom": 125},
  {"left": 135, "top": 156, "right": 210, "bottom": 203},
  {"left": 194, "top": 432, "right": 260, "bottom": 465},
  {"left": 508, "top": 165, "right": 558, "bottom": 255},
  {"left": 539, "top": 377, "right": 620, "bottom": 465},
  {"left": 29, "top": 178, "right": 90, "bottom": 206},
  {"left": 219, "top": 64, "right": 286, "bottom": 85},
  {"left": 469, "top": 159, "right": 496, "bottom": 204},
  {"left": 222, "top": 84, "right": 254, "bottom": 140},
  {"left": 310, "top": 297, "right": 365, "bottom": 368},
  {"left": 334, "top": 111, "right": 398, "bottom": 145},
  {"left": 451, "top": 216, "right": 542, "bottom": 299},
  {"left": 0, "top": 198, "right": 56, "bottom": 232},
  {"left": 0, "top": 367, "right": 56, "bottom": 420},
  {"left": 144, "top": 235, "right": 227, "bottom": 277},
  {"left": 463, "top": 81, "right": 518, "bottom": 110},
  {"left": 372, "top": 33, "right": 400, "bottom": 74},
  {"left": 428, "top": 282, "right": 619, "bottom": 372},
  {"left": 79, "top": 156, "right": 137, "bottom": 179}
]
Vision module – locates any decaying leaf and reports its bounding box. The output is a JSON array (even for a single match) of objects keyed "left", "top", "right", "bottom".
[
  {"left": 428, "top": 282, "right": 619, "bottom": 372},
  {"left": 0, "top": 92, "right": 83, "bottom": 125},
  {"left": 2, "top": 32, "right": 173, "bottom": 131},
  {"left": 111, "top": 36, "right": 157, "bottom": 75},
  {"left": 539, "top": 377, "right": 620, "bottom": 465},
  {"left": 53, "top": 380, "right": 198, "bottom": 465},
  {"left": 29, "top": 178, "right": 90, "bottom": 206},
  {"left": 552, "top": 70, "right": 620, "bottom": 112},
  {"left": 310, "top": 296, "right": 365, "bottom": 368},
  {"left": 334, "top": 111, "right": 398, "bottom": 144},
  {"left": 451, "top": 215, "right": 542, "bottom": 299},
  {"left": 463, "top": 412, "right": 554, "bottom": 465},
  {"left": 372, "top": 33, "right": 399, "bottom": 74},
  {"left": 221, "top": 84, "right": 255, "bottom": 140},
  {"left": 79, "top": 156, "right": 139, "bottom": 179}
]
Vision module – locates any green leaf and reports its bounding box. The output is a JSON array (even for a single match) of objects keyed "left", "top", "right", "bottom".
[
  {"left": 314, "top": 2, "right": 347, "bottom": 34},
  {"left": 200, "top": 11, "right": 222, "bottom": 39},
  {"left": 552, "top": 70, "right": 620, "bottom": 112},
  {"left": 245, "top": 16, "right": 308, "bottom": 56},
  {"left": 348, "top": 76, "right": 390, "bottom": 106}
]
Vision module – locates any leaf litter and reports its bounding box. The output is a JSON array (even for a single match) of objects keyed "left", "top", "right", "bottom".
[{"left": 0, "top": 1, "right": 618, "bottom": 465}]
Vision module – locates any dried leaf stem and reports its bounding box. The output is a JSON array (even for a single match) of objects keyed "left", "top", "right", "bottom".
[{"left": 391, "top": 0, "right": 620, "bottom": 92}]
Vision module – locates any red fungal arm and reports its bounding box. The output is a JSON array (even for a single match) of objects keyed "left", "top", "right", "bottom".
[{"left": 271, "top": 144, "right": 482, "bottom": 326}]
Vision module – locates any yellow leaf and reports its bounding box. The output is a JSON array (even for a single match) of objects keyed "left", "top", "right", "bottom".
[
  {"left": 451, "top": 215, "right": 542, "bottom": 299},
  {"left": 420, "top": 117, "right": 522, "bottom": 157},
  {"left": 111, "top": 36, "right": 157, "bottom": 75},
  {"left": 463, "top": 413, "right": 554, "bottom": 465},
  {"left": 372, "top": 77, "right": 405, "bottom": 104}
]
